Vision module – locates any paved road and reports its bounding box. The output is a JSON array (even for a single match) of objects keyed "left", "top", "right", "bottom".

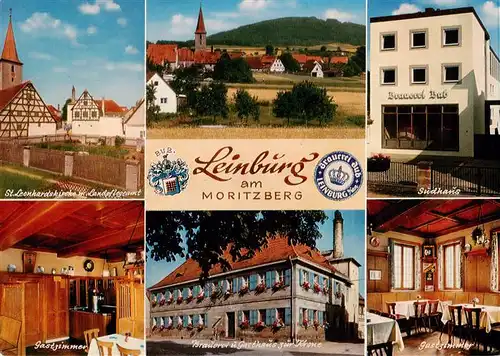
[{"left": 146, "top": 339, "right": 364, "bottom": 356}]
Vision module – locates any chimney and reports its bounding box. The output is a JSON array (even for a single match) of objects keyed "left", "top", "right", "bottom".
[
  {"left": 333, "top": 210, "right": 344, "bottom": 258},
  {"left": 71, "top": 86, "right": 76, "bottom": 102},
  {"left": 101, "top": 97, "right": 105, "bottom": 116}
]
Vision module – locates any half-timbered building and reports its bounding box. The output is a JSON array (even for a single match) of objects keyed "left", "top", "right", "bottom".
[{"left": 0, "top": 12, "right": 57, "bottom": 138}]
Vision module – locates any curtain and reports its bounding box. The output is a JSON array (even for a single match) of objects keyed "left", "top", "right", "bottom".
[
  {"left": 491, "top": 232, "right": 499, "bottom": 292},
  {"left": 438, "top": 245, "right": 444, "bottom": 290},
  {"left": 389, "top": 238, "right": 395, "bottom": 289},
  {"left": 415, "top": 246, "right": 421, "bottom": 290}
]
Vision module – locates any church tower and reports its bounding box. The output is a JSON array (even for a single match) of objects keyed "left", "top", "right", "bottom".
[
  {"left": 194, "top": 5, "right": 207, "bottom": 51},
  {"left": 0, "top": 9, "right": 23, "bottom": 90}
]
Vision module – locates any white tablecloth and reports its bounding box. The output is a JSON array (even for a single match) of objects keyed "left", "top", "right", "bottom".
[
  {"left": 366, "top": 312, "right": 405, "bottom": 351},
  {"left": 393, "top": 300, "right": 451, "bottom": 318},
  {"left": 441, "top": 304, "right": 500, "bottom": 333},
  {"left": 87, "top": 334, "right": 145, "bottom": 356}
]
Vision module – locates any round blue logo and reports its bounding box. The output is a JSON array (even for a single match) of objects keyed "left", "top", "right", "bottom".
[{"left": 314, "top": 151, "right": 363, "bottom": 201}]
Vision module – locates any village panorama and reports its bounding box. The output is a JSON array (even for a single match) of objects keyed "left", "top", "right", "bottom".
[
  {"left": 0, "top": 9, "right": 145, "bottom": 199},
  {"left": 146, "top": 4, "right": 366, "bottom": 139}
]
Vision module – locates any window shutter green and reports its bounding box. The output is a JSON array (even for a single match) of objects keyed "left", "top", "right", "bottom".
[
  {"left": 285, "top": 308, "right": 291, "bottom": 325},
  {"left": 285, "top": 269, "right": 291, "bottom": 286},
  {"left": 299, "top": 269, "right": 303, "bottom": 285}
]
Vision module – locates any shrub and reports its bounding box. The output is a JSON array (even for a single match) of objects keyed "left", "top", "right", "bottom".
[
  {"left": 346, "top": 115, "right": 365, "bottom": 127},
  {"left": 115, "top": 136, "right": 125, "bottom": 147}
]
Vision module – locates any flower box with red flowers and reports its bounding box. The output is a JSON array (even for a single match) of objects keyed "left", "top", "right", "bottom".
[
  {"left": 176, "top": 323, "right": 183, "bottom": 330},
  {"left": 313, "top": 283, "right": 321, "bottom": 293},
  {"left": 167, "top": 296, "right": 174, "bottom": 304},
  {"left": 240, "top": 320, "right": 250, "bottom": 329},
  {"left": 367, "top": 153, "right": 391, "bottom": 172},
  {"left": 167, "top": 324, "right": 173, "bottom": 330},
  {"left": 152, "top": 300, "right": 157, "bottom": 307},
  {"left": 272, "top": 319, "right": 284, "bottom": 330},
  {"left": 196, "top": 293, "right": 205, "bottom": 302},
  {"left": 224, "top": 290, "right": 232, "bottom": 298},
  {"left": 313, "top": 320, "right": 320, "bottom": 330},
  {"left": 197, "top": 324, "right": 204, "bottom": 331},
  {"left": 159, "top": 325, "right": 165, "bottom": 331},
  {"left": 322, "top": 286, "right": 329, "bottom": 294},
  {"left": 302, "top": 319, "right": 309, "bottom": 328},
  {"left": 176, "top": 296, "right": 183, "bottom": 304},
  {"left": 253, "top": 321, "right": 265, "bottom": 331},
  {"left": 152, "top": 325, "right": 157, "bottom": 332},
  {"left": 239, "top": 285, "right": 249, "bottom": 295},
  {"left": 255, "top": 282, "right": 266, "bottom": 293},
  {"left": 186, "top": 323, "right": 194, "bottom": 330},
  {"left": 210, "top": 291, "right": 219, "bottom": 300},
  {"left": 272, "top": 280, "right": 284, "bottom": 291},
  {"left": 186, "top": 295, "right": 193, "bottom": 302},
  {"left": 159, "top": 299, "right": 166, "bottom": 306},
  {"left": 302, "top": 281, "right": 310, "bottom": 291}
]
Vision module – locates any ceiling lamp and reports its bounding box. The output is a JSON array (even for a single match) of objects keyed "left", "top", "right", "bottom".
[{"left": 471, "top": 202, "right": 489, "bottom": 247}]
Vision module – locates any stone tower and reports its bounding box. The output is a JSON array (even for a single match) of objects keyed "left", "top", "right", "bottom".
[
  {"left": 194, "top": 6, "right": 207, "bottom": 51},
  {"left": 0, "top": 9, "right": 23, "bottom": 90},
  {"left": 333, "top": 210, "right": 344, "bottom": 258}
]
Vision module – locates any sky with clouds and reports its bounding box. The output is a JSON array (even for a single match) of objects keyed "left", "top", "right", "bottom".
[
  {"left": 369, "top": 0, "right": 500, "bottom": 53},
  {"left": 147, "top": 0, "right": 366, "bottom": 42},
  {"left": 6, "top": 0, "right": 144, "bottom": 107},
  {"left": 146, "top": 210, "right": 366, "bottom": 296}
]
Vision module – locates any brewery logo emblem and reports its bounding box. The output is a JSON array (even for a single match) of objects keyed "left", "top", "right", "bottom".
[
  {"left": 148, "top": 148, "right": 189, "bottom": 196},
  {"left": 314, "top": 151, "right": 363, "bottom": 201}
]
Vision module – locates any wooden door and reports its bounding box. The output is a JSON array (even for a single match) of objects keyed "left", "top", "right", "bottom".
[
  {"left": 45, "top": 276, "right": 69, "bottom": 340},
  {"left": 116, "top": 281, "right": 144, "bottom": 339},
  {"left": 23, "top": 280, "right": 43, "bottom": 346}
]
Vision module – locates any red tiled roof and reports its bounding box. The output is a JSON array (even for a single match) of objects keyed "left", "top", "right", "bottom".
[
  {"left": 194, "top": 50, "right": 220, "bottom": 64},
  {"left": 47, "top": 105, "right": 61, "bottom": 122},
  {"left": 94, "top": 99, "right": 126, "bottom": 114},
  {"left": 292, "top": 54, "right": 307, "bottom": 64},
  {"left": 306, "top": 56, "right": 323, "bottom": 63},
  {"left": 303, "top": 60, "right": 322, "bottom": 71},
  {"left": 245, "top": 56, "right": 263, "bottom": 70},
  {"left": 1, "top": 17, "right": 21, "bottom": 64},
  {"left": 147, "top": 44, "right": 177, "bottom": 65},
  {"left": 178, "top": 47, "right": 195, "bottom": 62},
  {"left": 150, "top": 236, "right": 337, "bottom": 290},
  {"left": 0, "top": 81, "right": 29, "bottom": 111},
  {"left": 195, "top": 6, "right": 206, "bottom": 34},
  {"left": 228, "top": 52, "right": 243, "bottom": 59},
  {"left": 330, "top": 56, "right": 349, "bottom": 64},
  {"left": 146, "top": 71, "right": 155, "bottom": 82},
  {"left": 261, "top": 55, "right": 276, "bottom": 65}
]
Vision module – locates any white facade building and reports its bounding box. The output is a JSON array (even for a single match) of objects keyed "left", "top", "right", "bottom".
[
  {"left": 147, "top": 72, "right": 178, "bottom": 114},
  {"left": 310, "top": 62, "right": 324, "bottom": 78},
  {"left": 124, "top": 99, "right": 146, "bottom": 139},
  {"left": 269, "top": 58, "right": 286, "bottom": 73},
  {"left": 369, "top": 7, "right": 500, "bottom": 158}
]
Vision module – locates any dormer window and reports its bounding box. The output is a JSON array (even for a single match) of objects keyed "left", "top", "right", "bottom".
[
  {"left": 381, "top": 33, "right": 396, "bottom": 51},
  {"left": 11, "top": 65, "right": 14, "bottom": 72}
]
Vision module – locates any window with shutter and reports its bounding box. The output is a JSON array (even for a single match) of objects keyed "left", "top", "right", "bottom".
[
  {"left": 319, "top": 276, "right": 323, "bottom": 287},
  {"left": 233, "top": 278, "right": 239, "bottom": 293},
  {"left": 285, "top": 308, "right": 291, "bottom": 325},
  {"left": 285, "top": 269, "right": 291, "bottom": 286},
  {"left": 266, "top": 309, "right": 272, "bottom": 325},
  {"left": 308, "top": 309, "right": 314, "bottom": 322},
  {"left": 309, "top": 272, "right": 314, "bottom": 286},
  {"left": 319, "top": 311, "right": 324, "bottom": 324},
  {"left": 299, "top": 269, "right": 303, "bottom": 285},
  {"left": 266, "top": 271, "right": 273, "bottom": 287},
  {"left": 204, "top": 313, "right": 208, "bottom": 326},
  {"left": 183, "top": 315, "right": 188, "bottom": 327},
  {"left": 299, "top": 309, "right": 303, "bottom": 324},
  {"left": 238, "top": 311, "right": 242, "bottom": 324},
  {"left": 250, "top": 274, "right": 257, "bottom": 290},
  {"left": 182, "top": 288, "right": 187, "bottom": 299},
  {"left": 194, "top": 315, "right": 199, "bottom": 324}
]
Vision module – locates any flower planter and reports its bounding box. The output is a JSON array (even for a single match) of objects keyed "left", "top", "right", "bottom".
[
  {"left": 302, "top": 282, "right": 310, "bottom": 291},
  {"left": 177, "top": 297, "right": 183, "bottom": 304},
  {"left": 367, "top": 154, "right": 391, "bottom": 172},
  {"left": 313, "top": 283, "right": 321, "bottom": 294},
  {"left": 272, "top": 281, "right": 284, "bottom": 292},
  {"left": 240, "top": 320, "right": 250, "bottom": 329},
  {"left": 239, "top": 286, "right": 249, "bottom": 296},
  {"left": 253, "top": 322, "right": 265, "bottom": 331},
  {"left": 255, "top": 283, "right": 266, "bottom": 294}
]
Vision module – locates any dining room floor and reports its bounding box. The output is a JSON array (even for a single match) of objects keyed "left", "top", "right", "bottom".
[{"left": 396, "top": 331, "right": 499, "bottom": 355}]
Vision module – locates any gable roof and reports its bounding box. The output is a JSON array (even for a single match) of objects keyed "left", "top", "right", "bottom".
[
  {"left": 47, "top": 105, "right": 61, "bottom": 122},
  {"left": 146, "top": 71, "right": 155, "bottom": 82},
  {"left": 178, "top": 47, "right": 195, "bottom": 62},
  {"left": 149, "top": 236, "right": 337, "bottom": 290},
  {"left": 245, "top": 56, "right": 264, "bottom": 70},
  {"left": 195, "top": 6, "right": 207, "bottom": 34},
  {"left": 303, "top": 60, "right": 321, "bottom": 71},
  {"left": 261, "top": 55, "right": 276, "bottom": 65},
  {"left": 0, "top": 81, "right": 29, "bottom": 111},
  {"left": 1, "top": 15, "right": 21, "bottom": 64},
  {"left": 95, "top": 99, "right": 126, "bottom": 115},
  {"left": 147, "top": 44, "right": 177, "bottom": 65},
  {"left": 329, "top": 56, "right": 349, "bottom": 64},
  {"left": 124, "top": 98, "right": 144, "bottom": 124},
  {"left": 292, "top": 54, "right": 308, "bottom": 64},
  {"left": 194, "top": 50, "right": 220, "bottom": 64}
]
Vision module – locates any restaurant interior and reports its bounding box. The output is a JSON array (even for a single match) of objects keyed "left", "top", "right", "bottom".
[
  {"left": 367, "top": 199, "right": 500, "bottom": 355},
  {"left": 0, "top": 201, "right": 145, "bottom": 356}
]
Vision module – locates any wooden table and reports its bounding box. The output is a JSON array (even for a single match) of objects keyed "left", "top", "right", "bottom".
[
  {"left": 393, "top": 299, "right": 451, "bottom": 318},
  {"left": 441, "top": 304, "right": 500, "bottom": 333},
  {"left": 88, "top": 333, "right": 144, "bottom": 356},
  {"left": 367, "top": 312, "right": 404, "bottom": 352}
]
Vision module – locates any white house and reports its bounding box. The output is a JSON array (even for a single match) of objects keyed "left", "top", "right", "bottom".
[
  {"left": 369, "top": 7, "right": 500, "bottom": 158},
  {"left": 124, "top": 99, "right": 145, "bottom": 139},
  {"left": 269, "top": 58, "right": 286, "bottom": 73},
  {"left": 303, "top": 60, "right": 324, "bottom": 78},
  {"left": 147, "top": 72, "right": 178, "bottom": 114},
  {"left": 67, "top": 88, "right": 127, "bottom": 137}
]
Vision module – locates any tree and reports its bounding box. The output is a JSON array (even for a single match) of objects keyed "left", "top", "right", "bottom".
[
  {"left": 234, "top": 89, "right": 260, "bottom": 123},
  {"left": 213, "top": 56, "right": 253, "bottom": 83},
  {"left": 61, "top": 98, "right": 72, "bottom": 122},
  {"left": 273, "top": 81, "right": 337, "bottom": 126},
  {"left": 170, "top": 66, "right": 202, "bottom": 110},
  {"left": 265, "top": 44, "right": 274, "bottom": 55},
  {"left": 278, "top": 52, "right": 300, "bottom": 73},
  {"left": 320, "top": 45, "right": 327, "bottom": 52},
  {"left": 146, "top": 82, "right": 160, "bottom": 126},
  {"left": 146, "top": 56, "right": 166, "bottom": 75},
  {"left": 146, "top": 211, "right": 327, "bottom": 281},
  {"left": 194, "top": 81, "right": 229, "bottom": 123}
]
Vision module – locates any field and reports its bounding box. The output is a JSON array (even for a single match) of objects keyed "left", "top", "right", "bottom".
[
  {"left": 147, "top": 126, "right": 365, "bottom": 139},
  {"left": 215, "top": 42, "right": 359, "bottom": 55}
]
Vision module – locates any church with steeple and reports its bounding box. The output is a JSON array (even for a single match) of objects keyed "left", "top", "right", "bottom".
[
  {"left": 194, "top": 6, "right": 207, "bottom": 51},
  {"left": 0, "top": 9, "right": 57, "bottom": 138}
]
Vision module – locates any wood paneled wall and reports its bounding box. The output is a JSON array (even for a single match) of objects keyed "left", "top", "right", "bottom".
[
  {"left": 464, "top": 254, "right": 491, "bottom": 293},
  {"left": 367, "top": 251, "right": 389, "bottom": 293}
]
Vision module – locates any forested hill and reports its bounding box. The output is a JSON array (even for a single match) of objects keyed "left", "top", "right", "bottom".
[{"left": 154, "top": 17, "right": 365, "bottom": 47}]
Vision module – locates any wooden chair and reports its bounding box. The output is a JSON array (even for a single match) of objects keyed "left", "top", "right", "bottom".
[
  {"left": 367, "top": 342, "right": 393, "bottom": 356},
  {"left": 441, "top": 305, "right": 463, "bottom": 344},
  {"left": 117, "top": 344, "right": 141, "bottom": 356},
  {"left": 83, "top": 328, "right": 100, "bottom": 352},
  {"left": 426, "top": 300, "right": 441, "bottom": 331},
  {"left": 386, "top": 302, "right": 410, "bottom": 336},
  {"left": 409, "top": 301, "right": 428, "bottom": 335},
  {"left": 96, "top": 339, "right": 114, "bottom": 356},
  {"left": 463, "top": 307, "right": 487, "bottom": 352}
]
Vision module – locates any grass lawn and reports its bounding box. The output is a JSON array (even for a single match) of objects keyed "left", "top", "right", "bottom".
[
  {"left": 0, "top": 165, "right": 57, "bottom": 197},
  {"left": 250, "top": 72, "right": 365, "bottom": 89},
  {"left": 34, "top": 142, "right": 131, "bottom": 159}
]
